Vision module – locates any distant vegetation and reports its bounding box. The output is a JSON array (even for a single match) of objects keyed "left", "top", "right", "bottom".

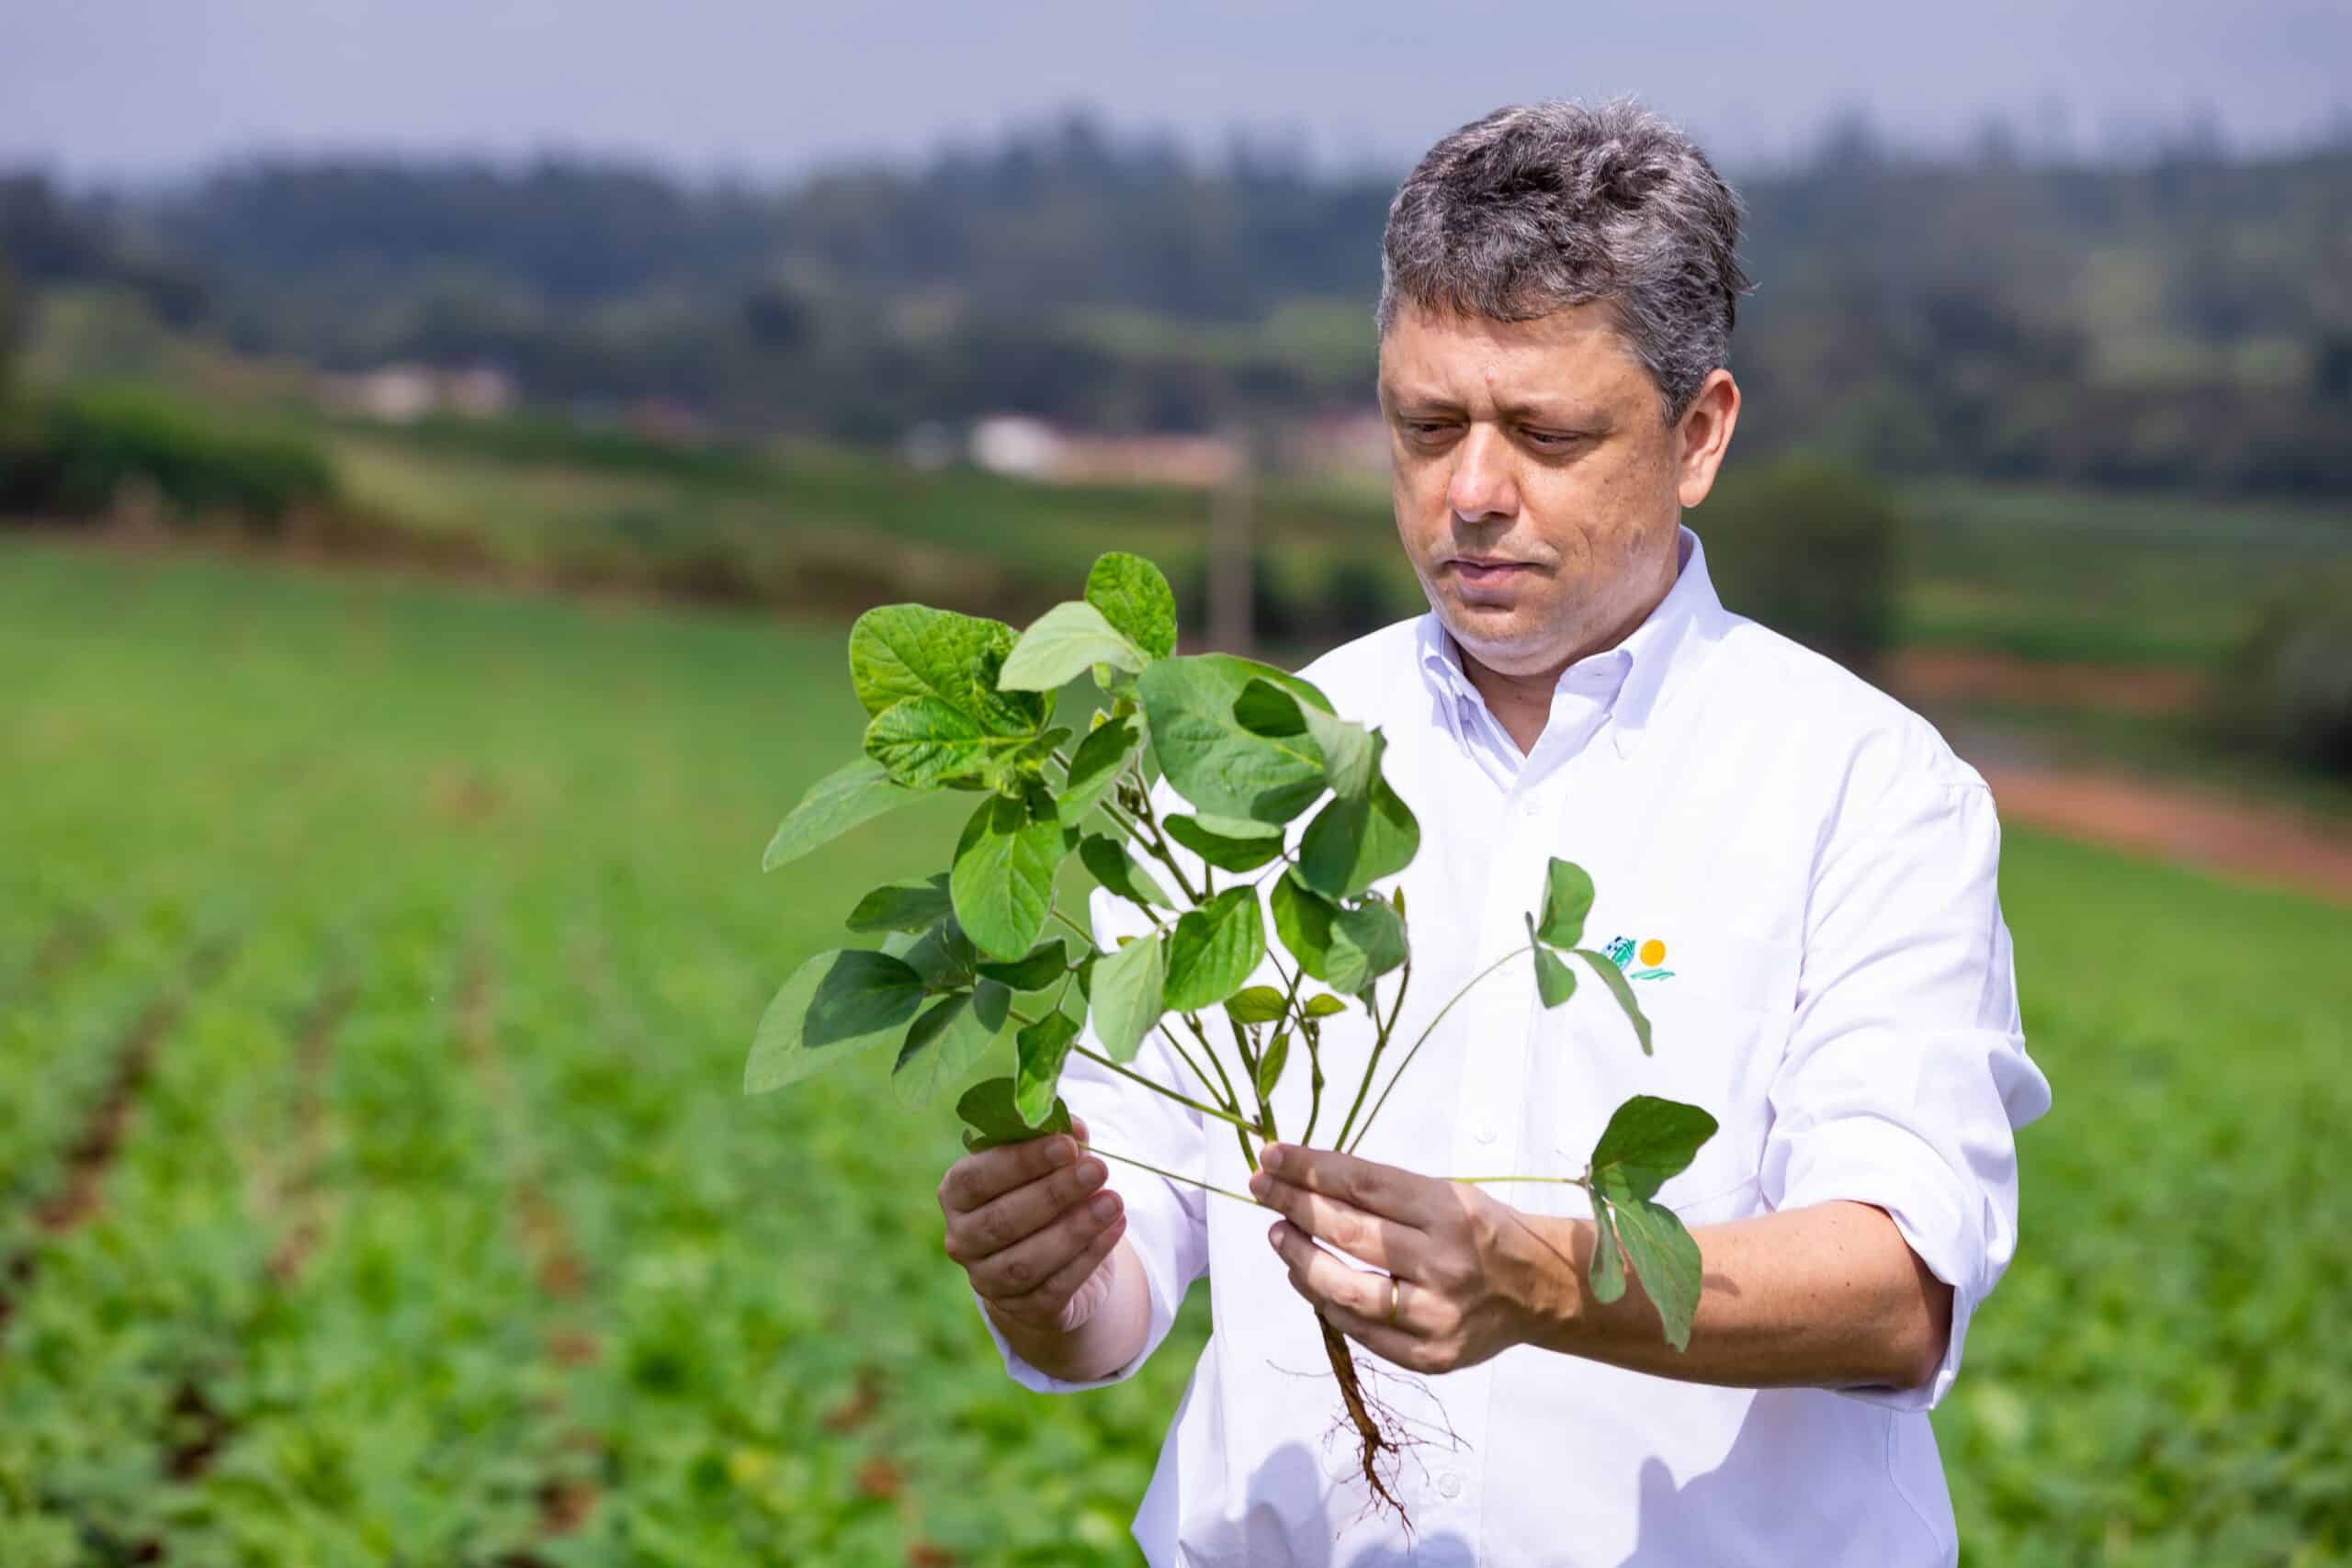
[
  {"left": 2225, "top": 569, "right": 2352, "bottom": 779},
  {"left": 5, "top": 119, "right": 2351, "bottom": 491},
  {"left": 0, "top": 384, "right": 333, "bottom": 530}
]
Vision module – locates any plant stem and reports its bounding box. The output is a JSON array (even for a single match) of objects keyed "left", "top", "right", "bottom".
[
  {"left": 1301, "top": 1026, "right": 1326, "bottom": 1149},
  {"left": 1332, "top": 953, "right": 1414, "bottom": 1153},
  {"left": 1093, "top": 1145, "right": 1261, "bottom": 1207},
  {"left": 1121, "top": 778, "right": 1204, "bottom": 906},
  {"left": 1447, "top": 1174, "right": 1588, "bottom": 1188},
  {"left": 1180, "top": 1012, "right": 1246, "bottom": 1117},
  {"left": 1154, "top": 1021, "right": 1228, "bottom": 1105},
  {"left": 1344, "top": 944, "right": 1528, "bottom": 1156},
  {"left": 1231, "top": 1015, "right": 1276, "bottom": 1140},
  {"left": 1072, "top": 1044, "right": 1256, "bottom": 1134},
  {"left": 1174, "top": 1014, "right": 1258, "bottom": 1170}
]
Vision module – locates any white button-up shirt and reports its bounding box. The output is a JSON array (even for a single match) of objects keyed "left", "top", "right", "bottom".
[{"left": 979, "top": 525, "right": 2052, "bottom": 1567}]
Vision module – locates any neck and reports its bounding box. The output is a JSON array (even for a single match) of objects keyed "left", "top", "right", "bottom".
[{"left": 1458, "top": 548, "right": 1679, "bottom": 756}]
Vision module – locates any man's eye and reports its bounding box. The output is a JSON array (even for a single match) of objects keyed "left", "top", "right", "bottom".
[
  {"left": 1403, "top": 421, "right": 1452, "bottom": 439},
  {"left": 1525, "top": 430, "right": 1577, "bottom": 449}
]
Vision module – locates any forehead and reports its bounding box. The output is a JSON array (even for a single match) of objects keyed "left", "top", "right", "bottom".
[{"left": 1377, "top": 299, "right": 1648, "bottom": 413}]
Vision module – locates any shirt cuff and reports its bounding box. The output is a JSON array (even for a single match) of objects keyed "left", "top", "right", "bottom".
[
  {"left": 971, "top": 1148, "right": 1195, "bottom": 1393},
  {"left": 1772, "top": 1115, "right": 1986, "bottom": 1414}
]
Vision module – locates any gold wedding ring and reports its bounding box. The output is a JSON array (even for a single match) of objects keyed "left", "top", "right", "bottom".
[{"left": 1386, "top": 1274, "right": 1403, "bottom": 1324}]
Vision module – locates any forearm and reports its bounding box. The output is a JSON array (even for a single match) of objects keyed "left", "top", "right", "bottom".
[
  {"left": 1517, "top": 1199, "right": 1952, "bottom": 1391},
  {"left": 984, "top": 1236, "right": 1154, "bottom": 1383}
]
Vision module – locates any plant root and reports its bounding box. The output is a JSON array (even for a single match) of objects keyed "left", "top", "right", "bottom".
[{"left": 1318, "top": 1310, "right": 1410, "bottom": 1524}]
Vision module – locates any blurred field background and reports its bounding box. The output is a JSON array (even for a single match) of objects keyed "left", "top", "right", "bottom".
[{"left": 5, "top": 6, "right": 2352, "bottom": 1564}]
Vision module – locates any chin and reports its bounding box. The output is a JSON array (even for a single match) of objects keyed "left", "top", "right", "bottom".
[{"left": 1439, "top": 603, "right": 1549, "bottom": 670}]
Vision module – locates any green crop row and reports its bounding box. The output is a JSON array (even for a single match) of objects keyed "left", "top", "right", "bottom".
[{"left": 0, "top": 538, "right": 2346, "bottom": 1564}]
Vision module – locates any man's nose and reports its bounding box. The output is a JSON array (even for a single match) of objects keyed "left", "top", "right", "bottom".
[{"left": 1445, "top": 423, "right": 1517, "bottom": 524}]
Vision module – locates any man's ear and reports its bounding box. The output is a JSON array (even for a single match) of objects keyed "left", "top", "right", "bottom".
[{"left": 1673, "top": 369, "right": 1740, "bottom": 509}]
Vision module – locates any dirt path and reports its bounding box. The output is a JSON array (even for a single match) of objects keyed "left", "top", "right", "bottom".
[
  {"left": 1892, "top": 649, "right": 2210, "bottom": 717},
  {"left": 1890, "top": 657, "right": 2352, "bottom": 904},
  {"left": 1972, "top": 759, "right": 2352, "bottom": 904}
]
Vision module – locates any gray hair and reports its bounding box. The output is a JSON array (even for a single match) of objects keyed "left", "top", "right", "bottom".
[{"left": 1376, "top": 97, "right": 1752, "bottom": 423}]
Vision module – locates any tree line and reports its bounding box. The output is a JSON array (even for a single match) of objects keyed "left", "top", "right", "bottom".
[{"left": 5, "top": 112, "right": 2350, "bottom": 492}]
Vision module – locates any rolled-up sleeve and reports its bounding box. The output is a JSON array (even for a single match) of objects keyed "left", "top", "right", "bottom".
[
  {"left": 976, "top": 882, "right": 1212, "bottom": 1393},
  {"left": 1760, "top": 767, "right": 2052, "bottom": 1413}
]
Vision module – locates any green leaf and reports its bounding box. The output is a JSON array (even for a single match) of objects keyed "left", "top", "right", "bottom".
[
  {"left": 950, "top": 795, "right": 1069, "bottom": 961},
  {"left": 1007, "top": 726, "right": 1074, "bottom": 775},
  {"left": 976, "top": 938, "right": 1069, "bottom": 993},
  {"left": 864, "top": 696, "right": 1040, "bottom": 788},
  {"left": 848, "top": 604, "right": 1041, "bottom": 730},
  {"left": 1079, "top": 833, "right": 1173, "bottom": 910},
  {"left": 1000, "top": 601, "right": 1148, "bottom": 691},
  {"left": 1589, "top": 1195, "right": 1628, "bottom": 1304},
  {"left": 892, "top": 979, "right": 1012, "bottom": 1107},
  {"left": 1255, "top": 1031, "right": 1290, "bottom": 1102},
  {"left": 1609, "top": 1194, "right": 1704, "bottom": 1351},
  {"left": 762, "top": 757, "right": 921, "bottom": 871},
  {"left": 1302, "top": 993, "right": 1347, "bottom": 1019},
  {"left": 1224, "top": 985, "right": 1287, "bottom": 1024},
  {"left": 1232, "top": 676, "right": 1310, "bottom": 738},
  {"left": 1572, "top": 947, "right": 1656, "bottom": 1055},
  {"left": 1088, "top": 929, "right": 1165, "bottom": 1062},
  {"left": 886, "top": 915, "right": 977, "bottom": 992},
  {"left": 846, "top": 874, "right": 955, "bottom": 933},
  {"left": 1296, "top": 770, "right": 1419, "bottom": 899},
  {"left": 1532, "top": 931, "right": 1577, "bottom": 1009},
  {"left": 1271, "top": 874, "right": 1406, "bottom": 997},
  {"left": 1085, "top": 552, "right": 1179, "bottom": 660},
  {"left": 1138, "top": 655, "right": 1331, "bottom": 825},
  {"left": 1588, "top": 1096, "right": 1720, "bottom": 1204},
  {"left": 1536, "top": 859, "right": 1597, "bottom": 949},
  {"left": 1299, "top": 705, "right": 1378, "bottom": 800},
  {"left": 1012, "top": 1012, "right": 1083, "bottom": 1125},
  {"left": 745, "top": 949, "right": 928, "bottom": 1094},
  {"left": 1165, "top": 812, "right": 1285, "bottom": 872},
  {"left": 1059, "top": 716, "right": 1139, "bottom": 824},
  {"left": 960, "top": 1076, "right": 1074, "bottom": 1153},
  {"left": 1162, "top": 887, "right": 1268, "bottom": 1013},
  {"left": 1334, "top": 899, "right": 1408, "bottom": 993}
]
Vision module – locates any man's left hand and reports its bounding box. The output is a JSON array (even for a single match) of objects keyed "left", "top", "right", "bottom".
[{"left": 1250, "top": 1141, "right": 1562, "bottom": 1376}]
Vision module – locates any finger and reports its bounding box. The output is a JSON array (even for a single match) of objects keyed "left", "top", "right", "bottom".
[
  {"left": 1249, "top": 1171, "right": 1419, "bottom": 1275},
  {"left": 939, "top": 1132, "right": 1082, "bottom": 1214},
  {"left": 945, "top": 1153, "right": 1108, "bottom": 1262},
  {"left": 1069, "top": 1115, "right": 1091, "bottom": 1145},
  {"left": 1316, "top": 1295, "right": 1428, "bottom": 1374},
  {"left": 1258, "top": 1143, "right": 1432, "bottom": 1226},
  {"left": 1267, "top": 1217, "right": 1408, "bottom": 1327},
  {"left": 991, "top": 1211, "right": 1128, "bottom": 1330},
  {"left": 972, "top": 1187, "right": 1125, "bottom": 1299}
]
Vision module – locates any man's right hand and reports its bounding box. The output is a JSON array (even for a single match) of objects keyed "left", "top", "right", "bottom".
[{"left": 939, "top": 1115, "right": 1130, "bottom": 1336}]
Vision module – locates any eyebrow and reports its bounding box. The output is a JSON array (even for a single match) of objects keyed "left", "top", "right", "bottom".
[{"left": 1380, "top": 383, "right": 1610, "bottom": 428}]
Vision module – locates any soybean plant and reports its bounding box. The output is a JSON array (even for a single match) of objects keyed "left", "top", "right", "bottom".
[{"left": 747, "top": 553, "right": 1716, "bottom": 1512}]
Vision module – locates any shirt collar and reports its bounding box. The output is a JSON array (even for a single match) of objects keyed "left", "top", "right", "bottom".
[{"left": 1414, "top": 523, "right": 1729, "bottom": 761}]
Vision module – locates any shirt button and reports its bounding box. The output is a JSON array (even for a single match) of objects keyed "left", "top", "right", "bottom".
[
  {"left": 1473, "top": 1123, "right": 1498, "bottom": 1145},
  {"left": 1437, "top": 1471, "right": 1464, "bottom": 1499}
]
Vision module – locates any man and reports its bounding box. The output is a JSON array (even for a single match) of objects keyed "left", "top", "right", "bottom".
[{"left": 936, "top": 98, "right": 2050, "bottom": 1566}]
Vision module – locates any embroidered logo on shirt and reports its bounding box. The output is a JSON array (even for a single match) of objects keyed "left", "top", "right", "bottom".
[{"left": 1603, "top": 935, "right": 1675, "bottom": 982}]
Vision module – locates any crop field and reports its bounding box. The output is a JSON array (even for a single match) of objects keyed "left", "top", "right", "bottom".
[{"left": 2, "top": 540, "right": 2347, "bottom": 1565}]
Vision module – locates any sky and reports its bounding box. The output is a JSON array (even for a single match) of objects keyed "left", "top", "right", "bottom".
[{"left": 6, "top": 0, "right": 2348, "bottom": 186}]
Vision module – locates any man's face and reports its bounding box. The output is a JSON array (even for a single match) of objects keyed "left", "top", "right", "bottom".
[{"left": 1378, "top": 299, "right": 1716, "bottom": 678}]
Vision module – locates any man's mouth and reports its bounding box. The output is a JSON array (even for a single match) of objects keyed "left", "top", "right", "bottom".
[{"left": 1448, "top": 558, "right": 1532, "bottom": 584}]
